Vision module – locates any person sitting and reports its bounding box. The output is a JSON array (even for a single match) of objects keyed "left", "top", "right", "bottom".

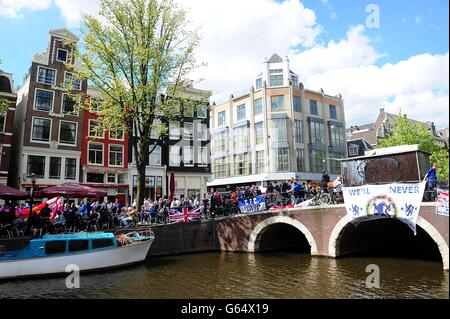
[{"left": 149, "top": 203, "right": 158, "bottom": 223}]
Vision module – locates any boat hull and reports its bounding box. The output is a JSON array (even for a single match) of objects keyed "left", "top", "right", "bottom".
[{"left": 0, "top": 239, "right": 153, "bottom": 280}]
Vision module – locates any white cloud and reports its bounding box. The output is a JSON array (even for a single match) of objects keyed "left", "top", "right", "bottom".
[
  {"left": 53, "top": 0, "right": 99, "bottom": 28},
  {"left": 415, "top": 14, "right": 423, "bottom": 24},
  {"left": 0, "top": 0, "right": 51, "bottom": 18},
  {"left": 330, "top": 12, "right": 338, "bottom": 20}
]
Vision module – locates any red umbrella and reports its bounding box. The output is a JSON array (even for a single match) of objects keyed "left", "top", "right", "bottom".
[
  {"left": 168, "top": 171, "right": 175, "bottom": 203},
  {"left": 0, "top": 184, "right": 29, "bottom": 200},
  {"left": 35, "top": 183, "right": 107, "bottom": 199}
]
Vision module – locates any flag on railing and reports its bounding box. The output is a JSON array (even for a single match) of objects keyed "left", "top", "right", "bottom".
[
  {"left": 168, "top": 207, "right": 202, "bottom": 223},
  {"left": 269, "top": 204, "right": 294, "bottom": 211},
  {"left": 436, "top": 189, "right": 449, "bottom": 216}
]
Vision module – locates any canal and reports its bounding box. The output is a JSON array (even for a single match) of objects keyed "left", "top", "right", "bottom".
[{"left": 0, "top": 251, "right": 448, "bottom": 298}]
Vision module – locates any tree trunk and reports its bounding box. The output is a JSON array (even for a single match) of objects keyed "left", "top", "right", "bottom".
[{"left": 134, "top": 140, "right": 148, "bottom": 211}]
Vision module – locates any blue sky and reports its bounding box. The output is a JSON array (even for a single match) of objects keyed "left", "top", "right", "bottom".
[{"left": 0, "top": 0, "right": 448, "bottom": 128}]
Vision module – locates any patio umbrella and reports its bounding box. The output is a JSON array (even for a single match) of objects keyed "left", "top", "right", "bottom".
[
  {"left": 168, "top": 171, "right": 175, "bottom": 203},
  {"left": 0, "top": 184, "right": 29, "bottom": 200},
  {"left": 35, "top": 183, "right": 107, "bottom": 199}
]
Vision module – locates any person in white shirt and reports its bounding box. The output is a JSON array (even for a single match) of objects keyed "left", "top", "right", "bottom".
[{"left": 333, "top": 176, "right": 343, "bottom": 193}]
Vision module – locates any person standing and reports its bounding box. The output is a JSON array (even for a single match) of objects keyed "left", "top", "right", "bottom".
[
  {"left": 320, "top": 170, "right": 330, "bottom": 193},
  {"left": 424, "top": 162, "right": 438, "bottom": 191}
]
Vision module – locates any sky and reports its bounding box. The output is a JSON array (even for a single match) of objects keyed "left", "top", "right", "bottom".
[{"left": 0, "top": 0, "right": 448, "bottom": 129}]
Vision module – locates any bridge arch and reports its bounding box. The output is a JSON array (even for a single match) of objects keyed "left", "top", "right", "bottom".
[
  {"left": 247, "top": 216, "right": 318, "bottom": 255},
  {"left": 328, "top": 215, "right": 449, "bottom": 270}
]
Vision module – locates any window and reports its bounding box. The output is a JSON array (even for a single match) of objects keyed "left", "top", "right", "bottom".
[
  {"left": 183, "top": 146, "right": 194, "bottom": 166},
  {"left": 274, "top": 148, "right": 289, "bottom": 172},
  {"left": 34, "top": 89, "right": 54, "bottom": 111},
  {"left": 172, "top": 104, "right": 181, "bottom": 115},
  {"left": 269, "top": 74, "right": 283, "bottom": 87},
  {"left": 64, "top": 72, "right": 81, "bottom": 90},
  {"left": 330, "top": 125, "right": 345, "bottom": 149},
  {"left": 329, "top": 104, "right": 337, "bottom": 119},
  {"left": 214, "top": 157, "right": 227, "bottom": 178},
  {"left": 37, "top": 66, "right": 56, "bottom": 85},
  {"left": 309, "top": 150, "right": 326, "bottom": 173},
  {"left": 90, "top": 98, "right": 101, "bottom": 113},
  {"left": 214, "top": 131, "right": 227, "bottom": 153},
  {"left": 270, "top": 96, "right": 284, "bottom": 112},
  {"left": 150, "top": 119, "right": 161, "bottom": 139},
  {"left": 198, "top": 147, "right": 208, "bottom": 166},
  {"left": 233, "top": 126, "right": 249, "bottom": 149},
  {"left": 291, "top": 75, "right": 298, "bottom": 88},
  {"left": 169, "top": 145, "right": 181, "bottom": 166},
  {"left": 169, "top": 122, "right": 180, "bottom": 140},
  {"left": 68, "top": 240, "right": 89, "bottom": 252},
  {"left": 349, "top": 144, "right": 359, "bottom": 156},
  {"left": 236, "top": 104, "right": 246, "bottom": 121},
  {"left": 234, "top": 153, "right": 251, "bottom": 176},
  {"left": 65, "top": 158, "right": 76, "bottom": 180},
  {"left": 254, "top": 99, "right": 263, "bottom": 116},
  {"left": 56, "top": 49, "right": 68, "bottom": 63},
  {"left": 184, "top": 105, "right": 194, "bottom": 117},
  {"left": 310, "top": 100, "right": 318, "bottom": 115},
  {"left": 256, "top": 150, "right": 265, "bottom": 174},
  {"left": 197, "top": 123, "right": 208, "bottom": 141},
  {"left": 88, "top": 142, "right": 103, "bottom": 165},
  {"left": 296, "top": 149, "right": 305, "bottom": 171},
  {"left": 49, "top": 157, "right": 61, "bottom": 179},
  {"left": 109, "top": 145, "right": 123, "bottom": 166},
  {"left": 118, "top": 174, "right": 126, "bottom": 184},
  {"left": 255, "top": 122, "right": 264, "bottom": 145},
  {"left": 293, "top": 96, "right": 302, "bottom": 113},
  {"left": 31, "top": 117, "right": 51, "bottom": 142},
  {"left": 86, "top": 173, "right": 104, "bottom": 183},
  {"left": 61, "top": 94, "right": 76, "bottom": 115},
  {"left": 107, "top": 173, "right": 116, "bottom": 183},
  {"left": 59, "top": 121, "right": 77, "bottom": 145},
  {"left": 27, "top": 155, "right": 45, "bottom": 178},
  {"left": 183, "top": 122, "right": 193, "bottom": 140},
  {"left": 45, "top": 241, "right": 66, "bottom": 255},
  {"left": 294, "top": 120, "right": 303, "bottom": 144},
  {"left": 89, "top": 120, "right": 103, "bottom": 138},
  {"left": 310, "top": 121, "right": 326, "bottom": 145},
  {"left": 218, "top": 111, "right": 226, "bottom": 126},
  {"left": 330, "top": 152, "right": 343, "bottom": 174},
  {"left": 256, "top": 78, "right": 262, "bottom": 90},
  {"left": 271, "top": 118, "right": 288, "bottom": 143},
  {"left": 149, "top": 145, "right": 161, "bottom": 166},
  {"left": 197, "top": 105, "right": 207, "bottom": 118},
  {"left": 110, "top": 129, "right": 124, "bottom": 140},
  {"left": 0, "top": 115, "right": 4, "bottom": 132},
  {"left": 92, "top": 239, "right": 114, "bottom": 249}
]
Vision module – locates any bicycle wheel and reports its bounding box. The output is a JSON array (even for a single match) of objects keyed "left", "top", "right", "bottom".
[{"left": 318, "top": 193, "right": 331, "bottom": 206}]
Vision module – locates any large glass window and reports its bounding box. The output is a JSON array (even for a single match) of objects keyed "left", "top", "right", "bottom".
[
  {"left": 109, "top": 145, "right": 123, "bottom": 166},
  {"left": 294, "top": 120, "right": 303, "bottom": 144},
  {"left": 86, "top": 173, "right": 104, "bottom": 183},
  {"left": 309, "top": 150, "right": 326, "bottom": 173},
  {"left": 31, "top": 118, "right": 51, "bottom": 142},
  {"left": 330, "top": 125, "right": 345, "bottom": 149},
  {"left": 255, "top": 122, "right": 264, "bottom": 145},
  {"left": 271, "top": 96, "right": 284, "bottom": 112},
  {"left": 150, "top": 118, "right": 161, "bottom": 139},
  {"left": 256, "top": 150, "right": 265, "bottom": 174},
  {"left": 218, "top": 111, "right": 226, "bottom": 126},
  {"left": 49, "top": 157, "right": 61, "bottom": 179},
  {"left": 197, "top": 105, "right": 207, "bottom": 118},
  {"left": 88, "top": 142, "right": 103, "bottom": 165},
  {"left": 214, "top": 131, "right": 227, "bottom": 153},
  {"left": 233, "top": 126, "right": 249, "bottom": 149},
  {"left": 310, "top": 100, "right": 318, "bottom": 115},
  {"left": 255, "top": 78, "right": 262, "bottom": 90},
  {"left": 271, "top": 118, "right": 288, "bottom": 143},
  {"left": 234, "top": 153, "right": 251, "bottom": 176},
  {"left": 329, "top": 104, "right": 337, "bottom": 119},
  {"left": 184, "top": 105, "right": 194, "bottom": 117},
  {"left": 291, "top": 75, "right": 298, "bottom": 88},
  {"left": 109, "top": 128, "right": 124, "bottom": 140},
  {"left": 253, "top": 98, "right": 263, "bottom": 116},
  {"left": 59, "top": 121, "right": 77, "bottom": 145},
  {"left": 236, "top": 104, "right": 246, "bottom": 121},
  {"left": 214, "top": 157, "right": 227, "bottom": 178},
  {"left": 169, "top": 122, "right": 180, "bottom": 140},
  {"left": 293, "top": 96, "right": 302, "bottom": 113},
  {"left": 269, "top": 74, "right": 283, "bottom": 87},
  {"left": 61, "top": 94, "right": 76, "bottom": 114},
  {"left": 56, "top": 49, "right": 68, "bottom": 63},
  {"left": 198, "top": 147, "right": 208, "bottom": 166},
  {"left": 169, "top": 145, "right": 181, "bottom": 166},
  {"left": 329, "top": 152, "right": 343, "bottom": 174},
  {"left": 183, "top": 146, "right": 194, "bottom": 166},
  {"left": 197, "top": 123, "right": 208, "bottom": 141},
  {"left": 296, "top": 149, "right": 305, "bottom": 172},
  {"left": 37, "top": 67, "right": 56, "bottom": 85},
  {"left": 310, "top": 121, "right": 326, "bottom": 145},
  {"left": 64, "top": 72, "right": 81, "bottom": 90},
  {"left": 149, "top": 145, "right": 161, "bottom": 166},
  {"left": 27, "top": 155, "right": 45, "bottom": 178},
  {"left": 89, "top": 120, "right": 103, "bottom": 138},
  {"left": 183, "top": 122, "right": 193, "bottom": 140},
  {"left": 65, "top": 158, "right": 76, "bottom": 180},
  {"left": 34, "top": 89, "right": 54, "bottom": 111},
  {"left": 274, "top": 148, "right": 289, "bottom": 172}
]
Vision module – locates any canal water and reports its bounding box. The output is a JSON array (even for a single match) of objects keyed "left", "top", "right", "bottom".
[{"left": 0, "top": 252, "right": 448, "bottom": 298}]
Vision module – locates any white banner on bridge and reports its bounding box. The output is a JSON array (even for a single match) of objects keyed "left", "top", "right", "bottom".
[{"left": 342, "top": 182, "right": 426, "bottom": 235}]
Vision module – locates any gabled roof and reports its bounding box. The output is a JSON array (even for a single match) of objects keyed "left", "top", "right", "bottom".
[
  {"left": 49, "top": 28, "right": 79, "bottom": 41},
  {"left": 267, "top": 53, "right": 283, "bottom": 63}
]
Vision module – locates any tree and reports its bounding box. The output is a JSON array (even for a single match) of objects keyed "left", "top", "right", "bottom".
[
  {"left": 67, "top": 0, "right": 209, "bottom": 209},
  {"left": 379, "top": 112, "right": 449, "bottom": 180}
]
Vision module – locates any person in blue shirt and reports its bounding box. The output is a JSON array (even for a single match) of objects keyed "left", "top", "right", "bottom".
[
  {"left": 293, "top": 182, "right": 303, "bottom": 204},
  {"left": 424, "top": 162, "right": 438, "bottom": 191}
]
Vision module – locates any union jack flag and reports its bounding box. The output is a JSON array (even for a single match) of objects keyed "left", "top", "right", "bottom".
[
  {"left": 437, "top": 189, "right": 449, "bottom": 203},
  {"left": 269, "top": 204, "right": 295, "bottom": 211},
  {"left": 169, "top": 207, "right": 202, "bottom": 223}
]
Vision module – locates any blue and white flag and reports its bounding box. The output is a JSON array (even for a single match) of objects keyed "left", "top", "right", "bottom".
[
  {"left": 342, "top": 182, "right": 426, "bottom": 235},
  {"left": 238, "top": 195, "right": 266, "bottom": 213}
]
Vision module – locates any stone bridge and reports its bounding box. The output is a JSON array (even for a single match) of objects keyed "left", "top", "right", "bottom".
[{"left": 214, "top": 203, "right": 449, "bottom": 270}]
